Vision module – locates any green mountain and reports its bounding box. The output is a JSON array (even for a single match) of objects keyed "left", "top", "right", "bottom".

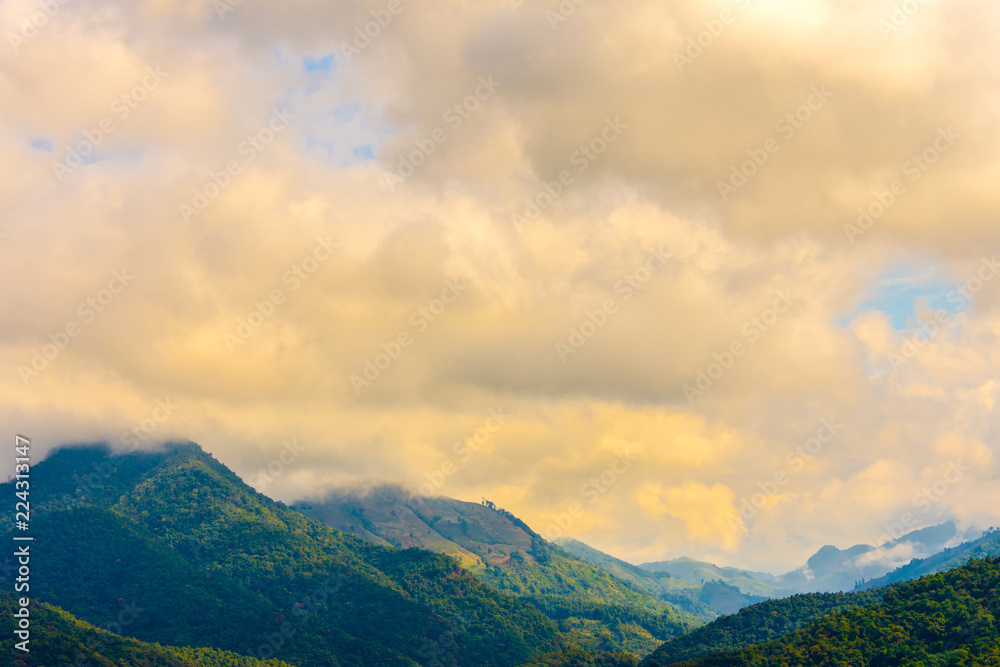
[
  {"left": 645, "top": 557, "right": 1000, "bottom": 666},
  {"left": 638, "top": 557, "right": 782, "bottom": 599},
  {"left": 295, "top": 486, "right": 707, "bottom": 656},
  {"left": 0, "top": 442, "right": 563, "bottom": 666},
  {"left": 0, "top": 589, "right": 295, "bottom": 667},
  {"left": 857, "top": 527, "right": 1000, "bottom": 591},
  {"left": 639, "top": 589, "right": 884, "bottom": 666},
  {"left": 518, "top": 645, "right": 640, "bottom": 666},
  {"left": 557, "top": 539, "right": 770, "bottom": 617}
]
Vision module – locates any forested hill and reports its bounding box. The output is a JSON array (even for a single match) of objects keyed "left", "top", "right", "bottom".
[
  {"left": 0, "top": 442, "right": 561, "bottom": 666},
  {"left": 640, "top": 589, "right": 883, "bottom": 666},
  {"left": 646, "top": 558, "right": 1000, "bottom": 667},
  {"left": 296, "top": 486, "right": 705, "bottom": 656},
  {"left": 0, "top": 590, "right": 295, "bottom": 667}
]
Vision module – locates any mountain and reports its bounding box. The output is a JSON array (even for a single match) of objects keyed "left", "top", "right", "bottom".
[
  {"left": 637, "top": 556, "right": 785, "bottom": 599},
  {"left": 0, "top": 442, "right": 563, "bottom": 666},
  {"left": 774, "top": 521, "right": 963, "bottom": 593},
  {"left": 0, "top": 589, "right": 295, "bottom": 667},
  {"left": 519, "top": 645, "right": 639, "bottom": 666},
  {"left": 856, "top": 526, "right": 1000, "bottom": 591},
  {"left": 557, "top": 539, "right": 770, "bottom": 617},
  {"left": 645, "top": 557, "right": 1000, "bottom": 666},
  {"left": 639, "top": 589, "right": 884, "bottom": 666},
  {"left": 294, "top": 486, "right": 706, "bottom": 656}
]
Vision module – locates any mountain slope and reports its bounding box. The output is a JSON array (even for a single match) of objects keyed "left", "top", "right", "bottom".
[
  {"left": 0, "top": 589, "right": 295, "bottom": 667},
  {"left": 295, "top": 486, "right": 705, "bottom": 656},
  {"left": 640, "top": 589, "right": 884, "bottom": 666},
  {"left": 0, "top": 442, "right": 561, "bottom": 666},
  {"left": 638, "top": 557, "right": 782, "bottom": 599},
  {"left": 857, "top": 527, "right": 1000, "bottom": 591},
  {"left": 648, "top": 558, "right": 1000, "bottom": 667},
  {"left": 774, "top": 522, "right": 962, "bottom": 593},
  {"left": 558, "top": 539, "right": 771, "bottom": 617}
]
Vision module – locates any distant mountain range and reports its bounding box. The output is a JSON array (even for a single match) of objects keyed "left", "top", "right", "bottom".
[
  {"left": 773, "top": 521, "right": 971, "bottom": 593},
  {"left": 643, "top": 557, "right": 1000, "bottom": 666},
  {"left": 856, "top": 526, "right": 1000, "bottom": 591},
  {"left": 554, "top": 538, "right": 771, "bottom": 616},
  {"left": 5, "top": 440, "right": 997, "bottom": 667}
]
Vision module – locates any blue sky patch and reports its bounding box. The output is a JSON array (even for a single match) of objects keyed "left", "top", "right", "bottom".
[
  {"left": 303, "top": 54, "right": 335, "bottom": 73},
  {"left": 840, "top": 263, "right": 967, "bottom": 330},
  {"left": 31, "top": 138, "right": 53, "bottom": 152}
]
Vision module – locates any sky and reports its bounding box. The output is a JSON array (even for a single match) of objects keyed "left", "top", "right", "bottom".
[{"left": 2, "top": 0, "right": 999, "bottom": 573}]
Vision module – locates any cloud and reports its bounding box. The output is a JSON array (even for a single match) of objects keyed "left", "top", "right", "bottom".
[{"left": 2, "top": 0, "right": 999, "bottom": 572}]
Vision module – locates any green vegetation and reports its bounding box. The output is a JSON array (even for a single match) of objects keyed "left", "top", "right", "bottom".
[
  {"left": 557, "top": 538, "right": 771, "bottom": 618},
  {"left": 299, "top": 487, "right": 707, "bottom": 656},
  {"left": 518, "top": 644, "right": 640, "bottom": 666},
  {"left": 641, "top": 589, "right": 883, "bottom": 665},
  {"left": 646, "top": 558, "right": 1000, "bottom": 666},
  {"left": 637, "top": 556, "right": 784, "bottom": 599},
  {"left": 0, "top": 589, "right": 294, "bottom": 667},
  {"left": 1, "top": 443, "right": 561, "bottom": 666}
]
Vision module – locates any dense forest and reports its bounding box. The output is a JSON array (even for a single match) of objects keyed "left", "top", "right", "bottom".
[
  {"left": 641, "top": 589, "right": 884, "bottom": 665},
  {"left": 645, "top": 558, "right": 1000, "bottom": 666},
  {"left": 299, "top": 485, "right": 703, "bottom": 655},
  {"left": 0, "top": 443, "right": 562, "bottom": 666},
  {"left": 0, "top": 590, "right": 294, "bottom": 667}
]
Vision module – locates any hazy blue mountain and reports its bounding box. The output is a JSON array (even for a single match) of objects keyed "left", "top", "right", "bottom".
[
  {"left": 638, "top": 556, "right": 785, "bottom": 598},
  {"left": 856, "top": 526, "right": 1000, "bottom": 591},
  {"left": 557, "top": 538, "right": 771, "bottom": 617},
  {"left": 775, "top": 521, "right": 964, "bottom": 593}
]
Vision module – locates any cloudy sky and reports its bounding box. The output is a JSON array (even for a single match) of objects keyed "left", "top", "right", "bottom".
[{"left": 2, "top": 0, "right": 999, "bottom": 573}]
